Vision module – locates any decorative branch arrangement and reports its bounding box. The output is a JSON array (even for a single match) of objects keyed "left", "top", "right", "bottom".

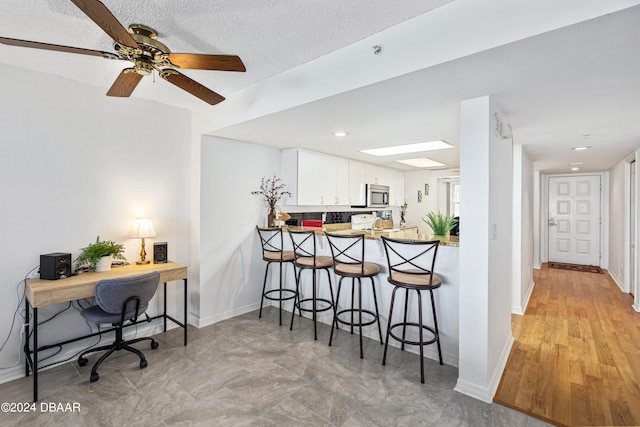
[{"left": 251, "top": 175, "right": 291, "bottom": 211}]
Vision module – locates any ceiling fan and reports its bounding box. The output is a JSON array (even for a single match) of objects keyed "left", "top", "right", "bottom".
[{"left": 0, "top": 0, "right": 246, "bottom": 105}]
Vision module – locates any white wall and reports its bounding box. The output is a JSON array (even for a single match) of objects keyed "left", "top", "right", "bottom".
[
  {"left": 0, "top": 63, "right": 191, "bottom": 381},
  {"left": 512, "top": 146, "right": 535, "bottom": 314},
  {"left": 609, "top": 159, "right": 626, "bottom": 289},
  {"left": 404, "top": 168, "right": 460, "bottom": 233},
  {"left": 455, "top": 96, "right": 513, "bottom": 403},
  {"left": 197, "top": 136, "right": 281, "bottom": 326}
]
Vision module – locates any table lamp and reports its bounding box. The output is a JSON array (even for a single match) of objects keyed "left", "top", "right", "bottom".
[{"left": 129, "top": 218, "right": 156, "bottom": 264}]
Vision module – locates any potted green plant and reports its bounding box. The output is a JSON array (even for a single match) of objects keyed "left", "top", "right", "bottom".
[
  {"left": 75, "top": 236, "right": 126, "bottom": 272},
  {"left": 423, "top": 211, "right": 456, "bottom": 237}
]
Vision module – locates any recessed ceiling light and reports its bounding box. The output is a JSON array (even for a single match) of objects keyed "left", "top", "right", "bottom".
[
  {"left": 572, "top": 146, "right": 591, "bottom": 151},
  {"left": 395, "top": 158, "right": 446, "bottom": 168},
  {"left": 361, "top": 140, "right": 452, "bottom": 156},
  {"left": 333, "top": 131, "right": 349, "bottom": 137},
  {"left": 571, "top": 167, "right": 580, "bottom": 171}
]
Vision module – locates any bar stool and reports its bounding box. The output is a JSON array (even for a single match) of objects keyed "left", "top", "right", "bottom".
[
  {"left": 288, "top": 229, "right": 338, "bottom": 340},
  {"left": 256, "top": 226, "right": 297, "bottom": 326},
  {"left": 325, "top": 232, "right": 383, "bottom": 359},
  {"left": 380, "top": 236, "right": 443, "bottom": 383}
]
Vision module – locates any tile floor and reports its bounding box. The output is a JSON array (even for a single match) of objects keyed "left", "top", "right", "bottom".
[{"left": 0, "top": 307, "right": 552, "bottom": 426}]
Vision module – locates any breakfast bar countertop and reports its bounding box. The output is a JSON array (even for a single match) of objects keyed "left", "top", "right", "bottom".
[{"left": 284, "top": 223, "right": 459, "bottom": 247}]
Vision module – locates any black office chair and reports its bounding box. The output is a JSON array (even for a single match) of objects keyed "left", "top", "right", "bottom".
[{"left": 77, "top": 271, "right": 160, "bottom": 383}]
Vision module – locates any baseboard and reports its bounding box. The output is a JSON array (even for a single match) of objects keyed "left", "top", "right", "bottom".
[
  {"left": 0, "top": 322, "right": 165, "bottom": 386},
  {"left": 512, "top": 279, "right": 535, "bottom": 315},
  {"left": 533, "top": 263, "right": 542, "bottom": 270},
  {"left": 265, "top": 301, "right": 460, "bottom": 366},
  {"left": 608, "top": 270, "right": 625, "bottom": 292},
  {"left": 454, "top": 378, "right": 494, "bottom": 403},
  {"left": 488, "top": 333, "right": 514, "bottom": 399},
  {"left": 194, "top": 302, "right": 261, "bottom": 328},
  {"left": 634, "top": 302, "right": 640, "bottom": 313},
  {"left": 454, "top": 333, "right": 514, "bottom": 403}
]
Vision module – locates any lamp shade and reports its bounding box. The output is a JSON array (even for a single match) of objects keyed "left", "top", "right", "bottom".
[{"left": 129, "top": 218, "right": 156, "bottom": 239}]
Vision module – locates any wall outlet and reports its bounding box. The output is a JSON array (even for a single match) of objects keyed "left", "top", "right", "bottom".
[{"left": 27, "top": 270, "right": 40, "bottom": 280}]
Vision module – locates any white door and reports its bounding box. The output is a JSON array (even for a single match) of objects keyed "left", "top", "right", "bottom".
[{"left": 548, "top": 175, "right": 601, "bottom": 265}]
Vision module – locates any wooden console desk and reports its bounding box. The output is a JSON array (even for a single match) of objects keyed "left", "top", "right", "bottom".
[{"left": 25, "top": 262, "right": 188, "bottom": 402}]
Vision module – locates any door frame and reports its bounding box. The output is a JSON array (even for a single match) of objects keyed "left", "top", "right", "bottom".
[
  {"left": 540, "top": 172, "right": 609, "bottom": 267},
  {"left": 623, "top": 155, "right": 635, "bottom": 294}
]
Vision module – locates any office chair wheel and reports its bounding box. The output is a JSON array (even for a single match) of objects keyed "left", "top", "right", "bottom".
[
  {"left": 151, "top": 341, "right": 159, "bottom": 350},
  {"left": 140, "top": 359, "right": 148, "bottom": 369},
  {"left": 90, "top": 372, "right": 99, "bottom": 383},
  {"left": 78, "top": 357, "right": 88, "bottom": 367}
]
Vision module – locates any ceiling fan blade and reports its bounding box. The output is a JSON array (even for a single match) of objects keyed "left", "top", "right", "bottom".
[
  {"left": 106, "top": 68, "right": 143, "bottom": 97},
  {"left": 160, "top": 69, "right": 225, "bottom": 105},
  {"left": 70, "top": 0, "right": 138, "bottom": 49},
  {"left": 167, "top": 53, "right": 246, "bottom": 72},
  {"left": 0, "top": 36, "right": 112, "bottom": 57}
]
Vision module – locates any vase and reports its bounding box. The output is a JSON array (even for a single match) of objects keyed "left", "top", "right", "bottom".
[
  {"left": 95, "top": 255, "right": 112, "bottom": 272},
  {"left": 267, "top": 207, "right": 276, "bottom": 228}
]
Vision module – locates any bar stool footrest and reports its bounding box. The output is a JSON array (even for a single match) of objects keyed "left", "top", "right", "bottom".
[
  {"left": 336, "top": 308, "right": 378, "bottom": 327},
  {"left": 263, "top": 288, "right": 297, "bottom": 302},
  {"left": 296, "top": 297, "right": 333, "bottom": 313},
  {"left": 389, "top": 322, "right": 438, "bottom": 346}
]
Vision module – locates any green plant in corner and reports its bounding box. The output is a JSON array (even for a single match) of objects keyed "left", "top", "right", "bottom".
[
  {"left": 422, "top": 211, "right": 456, "bottom": 236},
  {"left": 75, "top": 236, "right": 126, "bottom": 271}
]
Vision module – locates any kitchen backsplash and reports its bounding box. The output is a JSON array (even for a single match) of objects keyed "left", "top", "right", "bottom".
[{"left": 286, "top": 210, "right": 393, "bottom": 225}]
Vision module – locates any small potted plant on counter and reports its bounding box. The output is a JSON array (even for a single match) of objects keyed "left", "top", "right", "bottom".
[
  {"left": 423, "top": 211, "right": 456, "bottom": 238},
  {"left": 75, "top": 236, "right": 126, "bottom": 272}
]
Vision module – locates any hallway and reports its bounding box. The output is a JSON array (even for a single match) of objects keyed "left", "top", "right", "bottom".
[{"left": 495, "top": 264, "right": 640, "bottom": 426}]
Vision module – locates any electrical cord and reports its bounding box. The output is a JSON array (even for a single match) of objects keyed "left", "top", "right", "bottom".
[{"left": 0, "top": 266, "right": 37, "bottom": 369}]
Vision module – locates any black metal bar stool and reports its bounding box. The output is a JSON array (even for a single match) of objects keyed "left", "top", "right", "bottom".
[
  {"left": 325, "top": 232, "right": 383, "bottom": 359},
  {"left": 288, "top": 229, "right": 338, "bottom": 340},
  {"left": 380, "top": 236, "right": 443, "bottom": 383},
  {"left": 256, "top": 226, "right": 297, "bottom": 326}
]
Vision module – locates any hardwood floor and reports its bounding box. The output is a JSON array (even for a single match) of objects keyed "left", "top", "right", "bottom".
[{"left": 495, "top": 264, "right": 640, "bottom": 426}]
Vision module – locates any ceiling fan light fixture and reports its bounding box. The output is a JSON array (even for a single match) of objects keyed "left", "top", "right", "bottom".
[
  {"left": 395, "top": 157, "right": 446, "bottom": 168},
  {"left": 361, "top": 140, "right": 452, "bottom": 156}
]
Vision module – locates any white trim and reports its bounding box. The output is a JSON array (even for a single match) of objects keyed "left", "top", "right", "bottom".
[
  {"left": 454, "top": 334, "right": 514, "bottom": 403},
  {"left": 263, "top": 302, "right": 461, "bottom": 366},
  {"left": 512, "top": 279, "right": 535, "bottom": 315},
  {"left": 609, "top": 269, "right": 625, "bottom": 293},
  {"left": 0, "top": 321, "right": 166, "bottom": 385},
  {"left": 194, "top": 302, "right": 261, "bottom": 328}
]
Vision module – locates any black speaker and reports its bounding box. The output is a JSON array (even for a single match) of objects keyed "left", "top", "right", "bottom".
[
  {"left": 153, "top": 242, "right": 168, "bottom": 264},
  {"left": 40, "top": 252, "right": 72, "bottom": 280}
]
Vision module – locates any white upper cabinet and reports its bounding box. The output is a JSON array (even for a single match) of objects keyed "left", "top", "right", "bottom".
[
  {"left": 281, "top": 149, "right": 350, "bottom": 206},
  {"left": 365, "top": 164, "right": 387, "bottom": 186},
  {"left": 282, "top": 149, "right": 404, "bottom": 207},
  {"left": 348, "top": 160, "right": 367, "bottom": 206},
  {"left": 386, "top": 168, "right": 405, "bottom": 206}
]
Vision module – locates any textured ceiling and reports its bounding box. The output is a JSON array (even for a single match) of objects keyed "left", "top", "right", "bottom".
[
  {"left": 1, "top": 1, "right": 639, "bottom": 174},
  {"left": 0, "top": 0, "right": 453, "bottom": 105}
]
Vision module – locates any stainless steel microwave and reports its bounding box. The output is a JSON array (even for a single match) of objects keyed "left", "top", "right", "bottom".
[{"left": 366, "top": 184, "right": 390, "bottom": 207}]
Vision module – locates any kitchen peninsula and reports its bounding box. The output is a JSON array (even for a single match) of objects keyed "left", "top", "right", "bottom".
[{"left": 266, "top": 223, "right": 460, "bottom": 366}]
